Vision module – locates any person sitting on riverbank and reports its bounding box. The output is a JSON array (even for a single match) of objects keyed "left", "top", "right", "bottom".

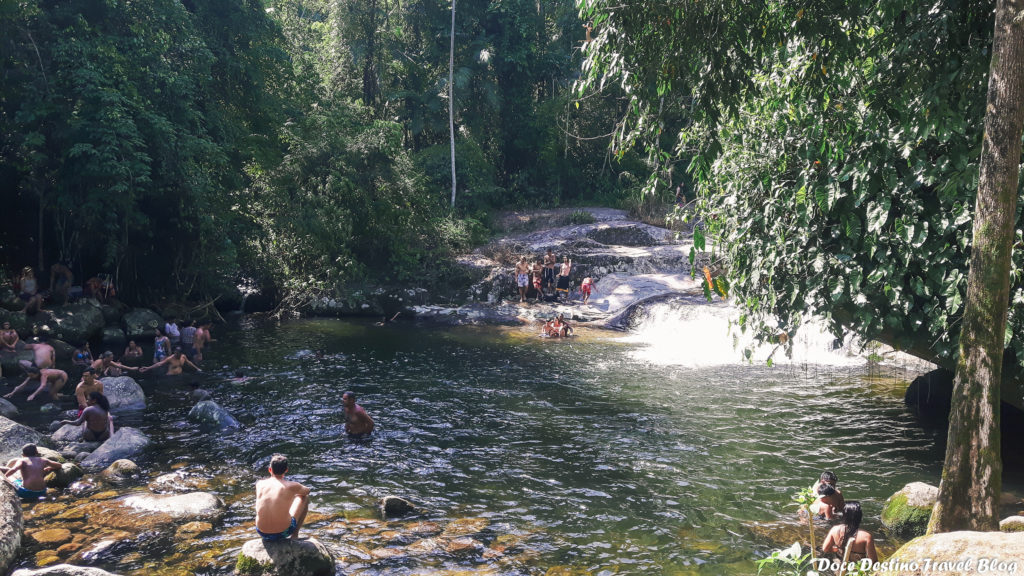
[
  {"left": 141, "top": 347, "right": 201, "bottom": 376},
  {"left": 60, "top": 391, "right": 114, "bottom": 442},
  {"left": 73, "top": 343, "right": 93, "bottom": 367},
  {"left": 5, "top": 366, "right": 67, "bottom": 402},
  {"left": 18, "top": 267, "right": 43, "bottom": 314},
  {"left": 74, "top": 368, "right": 104, "bottom": 417},
  {"left": 92, "top": 350, "right": 139, "bottom": 377},
  {"left": 822, "top": 501, "right": 877, "bottom": 563},
  {"left": 3, "top": 444, "right": 60, "bottom": 501},
  {"left": 255, "top": 454, "right": 310, "bottom": 540},
  {"left": 123, "top": 340, "right": 143, "bottom": 361},
  {"left": 342, "top": 391, "right": 375, "bottom": 437},
  {"left": 0, "top": 321, "right": 19, "bottom": 353},
  {"left": 811, "top": 470, "right": 845, "bottom": 519}
]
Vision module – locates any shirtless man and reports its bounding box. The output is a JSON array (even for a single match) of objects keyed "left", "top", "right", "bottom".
[
  {"left": 0, "top": 322, "right": 19, "bottom": 353},
  {"left": 5, "top": 366, "right": 67, "bottom": 401},
  {"left": 193, "top": 322, "right": 215, "bottom": 362},
  {"left": 4, "top": 444, "right": 60, "bottom": 501},
  {"left": 22, "top": 341, "right": 55, "bottom": 370},
  {"left": 74, "top": 368, "right": 104, "bottom": 417},
  {"left": 514, "top": 257, "right": 531, "bottom": 303},
  {"left": 142, "top": 347, "right": 201, "bottom": 375},
  {"left": 91, "top": 351, "right": 138, "bottom": 377},
  {"left": 543, "top": 248, "right": 557, "bottom": 292},
  {"left": 59, "top": 391, "right": 114, "bottom": 442},
  {"left": 255, "top": 454, "right": 310, "bottom": 540},
  {"left": 342, "top": 391, "right": 375, "bottom": 437}
]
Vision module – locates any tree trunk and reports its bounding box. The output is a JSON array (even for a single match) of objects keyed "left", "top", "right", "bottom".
[
  {"left": 927, "top": 0, "right": 1024, "bottom": 533},
  {"left": 449, "top": 0, "right": 456, "bottom": 208}
]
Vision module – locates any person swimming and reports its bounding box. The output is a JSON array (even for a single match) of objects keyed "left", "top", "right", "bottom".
[{"left": 822, "top": 501, "right": 878, "bottom": 563}]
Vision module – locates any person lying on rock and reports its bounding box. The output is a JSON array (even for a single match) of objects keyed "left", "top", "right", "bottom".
[
  {"left": 5, "top": 366, "right": 67, "bottom": 402},
  {"left": 74, "top": 368, "right": 104, "bottom": 417},
  {"left": 4, "top": 443, "right": 60, "bottom": 501},
  {"left": 255, "top": 454, "right": 310, "bottom": 541},
  {"left": 141, "top": 347, "right": 201, "bottom": 376},
  {"left": 59, "top": 391, "right": 114, "bottom": 442}
]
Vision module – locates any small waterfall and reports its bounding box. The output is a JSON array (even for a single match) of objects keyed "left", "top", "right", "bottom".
[
  {"left": 236, "top": 278, "right": 259, "bottom": 314},
  {"left": 618, "top": 297, "right": 864, "bottom": 368}
]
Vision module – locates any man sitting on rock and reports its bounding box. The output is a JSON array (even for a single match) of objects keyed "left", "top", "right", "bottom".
[
  {"left": 3, "top": 443, "right": 60, "bottom": 501},
  {"left": 255, "top": 454, "right": 310, "bottom": 541}
]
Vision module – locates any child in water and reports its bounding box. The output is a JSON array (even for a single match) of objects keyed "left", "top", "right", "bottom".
[{"left": 811, "top": 470, "right": 845, "bottom": 519}]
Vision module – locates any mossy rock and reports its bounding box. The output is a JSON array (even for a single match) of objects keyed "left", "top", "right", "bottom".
[
  {"left": 235, "top": 538, "right": 334, "bottom": 576},
  {"left": 882, "top": 482, "right": 938, "bottom": 538}
]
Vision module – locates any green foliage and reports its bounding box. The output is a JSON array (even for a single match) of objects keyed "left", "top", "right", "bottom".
[
  {"left": 755, "top": 542, "right": 815, "bottom": 576},
  {"left": 577, "top": 0, "right": 1024, "bottom": 376},
  {"left": 564, "top": 210, "right": 596, "bottom": 225}
]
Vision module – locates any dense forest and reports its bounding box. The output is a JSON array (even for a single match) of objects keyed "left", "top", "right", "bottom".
[{"left": 0, "top": 0, "right": 648, "bottom": 308}]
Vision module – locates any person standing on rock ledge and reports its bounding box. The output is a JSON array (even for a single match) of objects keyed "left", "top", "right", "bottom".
[
  {"left": 3, "top": 444, "right": 60, "bottom": 501},
  {"left": 256, "top": 454, "right": 310, "bottom": 541},
  {"left": 515, "top": 257, "right": 531, "bottom": 303}
]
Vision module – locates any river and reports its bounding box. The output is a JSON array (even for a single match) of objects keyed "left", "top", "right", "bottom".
[{"left": 10, "top": 306, "right": 970, "bottom": 575}]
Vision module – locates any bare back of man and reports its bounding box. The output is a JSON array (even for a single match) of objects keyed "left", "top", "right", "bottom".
[
  {"left": 6, "top": 454, "right": 60, "bottom": 492},
  {"left": 25, "top": 343, "right": 55, "bottom": 369}
]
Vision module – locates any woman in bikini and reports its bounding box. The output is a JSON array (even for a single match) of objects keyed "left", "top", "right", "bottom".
[{"left": 822, "top": 501, "right": 878, "bottom": 564}]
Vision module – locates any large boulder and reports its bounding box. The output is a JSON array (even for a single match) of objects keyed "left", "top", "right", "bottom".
[
  {"left": 47, "top": 340, "right": 75, "bottom": 362},
  {"left": 0, "top": 309, "right": 30, "bottom": 333},
  {"left": 188, "top": 400, "right": 240, "bottom": 430},
  {"left": 0, "top": 288, "right": 21, "bottom": 312},
  {"left": 879, "top": 531, "right": 1024, "bottom": 576},
  {"left": 79, "top": 427, "right": 150, "bottom": 470},
  {"left": 1002, "top": 516, "right": 1024, "bottom": 533},
  {"left": 0, "top": 479, "right": 22, "bottom": 573},
  {"left": 0, "top": 414, "right": 49, "bottom": 463},
  {"left": 0, "top": 398, "right": 17, "bottom": 420},
  {"left": 99, "top": 376, "right": 146, "bottom": 411},
  {"left": 121, "top": 492, "right": 225, "bottom": 521},
  {"left": 101, "top": 327, "right": 126, "bottom": 349},
  {"left": 236, "top": 537, "right": 334, "bottom": 576},
  {"left": 29, "top": 303, "right": 104, "bottom": 345},
  {"left": 122, "top": 308, "right": 162, "bottom": 339},
  {"left": 45, "top": 462, "right": 84, "bottom": 489},
  {"left": 0, "top": 349, "right": 33, "bottom": 377},
  {"left": 378, "top": 495, "right": 417, "bottom": 518},
  {"left": 11, "top": 566, "right": 125, "bottom": 576},
  {"left": 882, "top": 482, "right": 938, "bottom": 539},
  {"left": 51, "top": 424, "right": 83, "bottom": 445}
]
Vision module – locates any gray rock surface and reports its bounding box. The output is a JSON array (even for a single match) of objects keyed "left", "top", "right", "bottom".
[
  {"left": 11, "top": 566, "right": 125, "bottom": 576},
  {"left": 0, "top": 414, "right": 49, "bottom": 463},
  {"left": 236, "top": 537, "right": 334, "bottom": 576},
  {"left": 122, "top": 491, "right": 225, "bottom": 520},
  {"left": 99, "top": 376, "right": 146, "bottom": 411},
  {"left": 80, "top": 427, "right": 150, "bottom": 470},
  {"left": 881, "top": 482, "right": 939, "bottom": 539},
  {"left": 51, "top": 424, "right": 83, "bottom": 444},
  {"left": 100, "top": 459, "right": 141, "bottom": 484},
  {"left": 1001, "top": 516, "right": 1024, "bottom": 533},
  {"left": 0, "top": 479, "right": 22, "bottom": 573},
  {"left": 122, "top": 308, "right": 163, "bottom": 339},
  {"left": 46, "top": 462, "right": 84, "bottom": 489},
  {"left": 0, "top": 398, "right": 17, "bottom": 420},
  {"left": 880, "top": 531, "right": 1024, "bottom": 575},
  {"left": 101, "top": 326, "right": 126, "bottom": 348},
  {"left": 188, "top": 400, "right": 240, "bottom": 430},
  {"left": 29, "top": 303, "right": 104, "bottom": 345}
]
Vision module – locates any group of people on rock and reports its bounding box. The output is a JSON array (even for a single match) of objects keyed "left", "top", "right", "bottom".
[
  {"left": 807, "top": 470, "right": 879, "bottom": 564},
  {"left": 514, "top": 250, "right": 598, "bottom": 306},
  {"left": 11, "top": 264, "right": 117, "bottom": 315}
]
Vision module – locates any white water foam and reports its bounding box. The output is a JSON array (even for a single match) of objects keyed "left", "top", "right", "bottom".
[{"left": 619, "top": 299, "right": 866, "bottom": 368}]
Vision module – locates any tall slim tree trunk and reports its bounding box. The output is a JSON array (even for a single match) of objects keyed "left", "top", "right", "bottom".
[
  {"left": 449, "top": 0, "right": 456, "bottom": 209},
  {"left": 927, "top": 0, "right": 1024, "bottom": 533}
]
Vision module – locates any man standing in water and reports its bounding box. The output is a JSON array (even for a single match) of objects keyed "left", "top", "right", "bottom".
[
  {"left": 342, "top": 391, "right": 375, "bottom": 437},
  {"left": 3, "top": 444, "right": 60, "bottom": 501},
  {"left": 255, "top": 454, "right": 310, "bottom": 540},
  {"left": 142, "top": 347, "right": 202, "bottom": 375}
]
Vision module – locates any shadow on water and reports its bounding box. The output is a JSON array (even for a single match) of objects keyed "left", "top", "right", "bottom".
[{"left": 10, "top": 314, "right": 994, "bottom": 575}]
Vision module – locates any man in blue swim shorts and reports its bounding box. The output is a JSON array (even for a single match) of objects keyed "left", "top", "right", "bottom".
[
  {"left": 4, "top": 444, "right": 60, "bottom": 501},
  {"left": 255, "top": 454, "right": 310, "bottom": 540}
]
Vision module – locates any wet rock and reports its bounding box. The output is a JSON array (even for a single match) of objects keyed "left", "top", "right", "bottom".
[
  {"left": 30, "top": 303, "right": 104, "bottom": 345},
  {"left": 34, "top": 551, "right": 60, "bottom": 567},
  {"left": 100, "top": 304, "right": 125, "bottom": 326},
  {"left": 148, "top": 471, "right": 211, "bottom": 494},
  {"left": 879, "top": 531, "right": 1024, "bottom": 576},
  {"left": 0, "top": 479, "right": 23, "bottom": 572},
  {"left": 442, "top": 517, "right": 489, "bottom": 538},
  {"left": 28, "top": 528, "right": 72, "bottom": 546},
  {"left": 1001, "top": 516, "right": 1024, "bottom": 533},
  {"left": 45, "top": 462, "right": 84, "bottom": 489},
  {"left": 98, "top": 377, "right": 145, "bottom": 412},
  {"left": 176, "top": 521, "right": 213, "bottom": 539},
  {"left": 67, "top": 480, "right": 100, "bottom": 498},
  {"left": 0, "top": 414, "right": 50, "bottom": 462},
  {"left": 188, "top": 400, "right": 240, "bottom": 430},
  {"left": 35, "top": 446, "right": 65, "bottom": 463},
  {"left": 122, "top": 309, "right": 162, "bottom": 340},
  {"left": 235, "top": 537, "right": 334, "bottom": 576},
  {"left": 80, "top": 427, "right": 150, "bottom": 470},
  {"left": 100, "top": 459, "right": 141, "bottom": 484},
  {"left": 378, "top": 495, "right": 417, "bottom": 518},
  {"left": 0, "top": 398, "right": 17, "bottom": 419},
  {"left": 444, "top": 537, "right": 485, "bottom": 555},
  {"left": 70, "top": 538, "right": 136, "bottom": 566},
  {"left": 882, "top": 482, "right": 938, "bottom": 539},
  {"left": 121, "top": 492, "right": 225, "bottom": 520},
  {"left": 47, "top": 340, "right": 75, "bottom": 362},
  {"left": 0, "top": 349, "right": 34, "bottom": 378},
  {"left": 101, "top": 327, "right": 126, "bottom": 349},
  {"left": 0, "top": 289, "right": 22, "bottom": 312},
  {"left": 11, "top": 566, "right": 125, "bottom": 576},
  {"left": 52, "top": 425, "right": 83, "bottom": 444}
]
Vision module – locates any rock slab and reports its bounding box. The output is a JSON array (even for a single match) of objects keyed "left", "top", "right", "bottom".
[
  {"left": 0, "top": 479, "right": 22, "bottom": 573},
  {"left": 11, "top": 565, "right": 125, "bottom": 576},
  {"left": 80, "top": 427, "right": 150, "bottom": 470},
  {"left": 188, "top": 400, "right": 240, "bottom": 430},
  {"left": 0, "top": 414, "right": 50, "bottom": 463},
  {"left": 121, "top": 491, "right": 225, "bottom": 520},
  {"left": 98, "top": 376, "right": 146, "bottom": 411},
  {"left": 236, "top": 537, "right": 334, "bottom": 576},
  {"left": 880, "top": 531, "right": 1024, "bottom": 576}
]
